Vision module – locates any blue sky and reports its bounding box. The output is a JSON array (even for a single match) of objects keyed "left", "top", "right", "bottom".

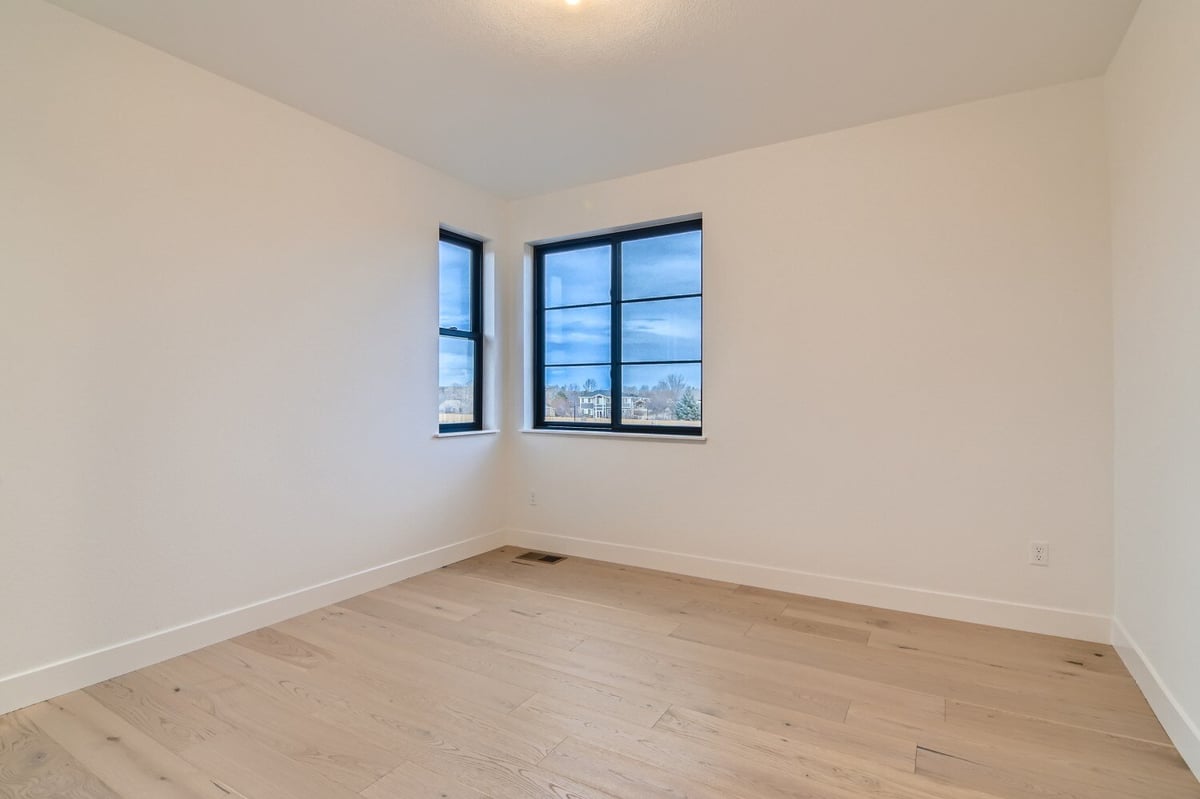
[
  {"left": 439, "top": 240, "right": 476, "bottom": 387},
  {"left": 542, "top": 230, "right": 701, "bottom": 309},
  {"left": 440, "top": 230, "right": 702, "bottom": 390},
  {"left": 621, "top": 231, "right": 702, "bottom": 300},
  {"left": 438, "top": 240, "right": 472, "bottom": 331},
  {"left": 439, "top": 336, "right": 474, "bottom": 387},
  {"left": 544, "top": 245, "right": 610, "bottom": 307},
  {"left": 544, "top": 231, "right": 702, "bottom": 380}
]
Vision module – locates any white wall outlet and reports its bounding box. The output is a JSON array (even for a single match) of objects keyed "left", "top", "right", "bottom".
[
  {"left": 529, "top": 491, "right": 537, "bottom": 506},
  {"left": 1030, "top": 541, "right": 1049, "bottom": 566}
]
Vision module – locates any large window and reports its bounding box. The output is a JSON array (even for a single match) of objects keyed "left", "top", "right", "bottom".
[
  {"left": 534, "top": 219, "right": 702, "bottom": 435},
  {"left": 439, "top": 230, "right": 483, "bottom": 432}
]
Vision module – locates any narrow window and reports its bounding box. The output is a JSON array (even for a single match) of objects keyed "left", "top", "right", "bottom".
[
  {"left": 439, "top": 230, "right": 483, "bottom": 432},
  {"left": 534, "top": 219, "right": 702, "bottom": 435}
]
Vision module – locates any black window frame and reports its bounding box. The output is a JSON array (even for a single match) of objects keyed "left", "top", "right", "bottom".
[
  {"left": 438, "top": 229, "right": 484, "bottom": 433},
  {"left": 534, "top": 218, "right": 702, "bottom": 436}
]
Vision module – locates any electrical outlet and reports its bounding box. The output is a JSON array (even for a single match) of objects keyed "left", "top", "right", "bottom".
[
  {"left": 1030, "top": 541, "right": 1049, "bottom": 566},
  {"left": 529, "top": 491, "right": 537, "bottom": 506}
]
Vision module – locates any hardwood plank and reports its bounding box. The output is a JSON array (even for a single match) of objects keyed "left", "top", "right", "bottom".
[
  {"left": 367, "top": 583, "right": 482, "bottom": 621},
  {"left": 346, "top": 592, "right": 590, "bottom": 653},
  {"left": 178, "top": 732, "right": 360, "bottom": 799},
  {"left": 679, "top": 596, "right": 872, "bottom": 644},
  {"left": 83, "top": 671, "right": 232, "bottom": 753},
  {"left": 597, "top": 622, "right": 941, "bottom": 720},
  {"left": 540, "top": 735, "right": 734, "bottom": 799},
  {"left": 747, "top": 621, "right": 1153, "bottom": 715},
  {"left": 405, "top": 742, "right": 620, "bottom": 799},
  {"left": 185, "top": 640, "right": 386, "bottom": 718},
  {"left": 229, "top": 626, "right": 335, "bottom": 669},
  {"left": 0, "top": 712, "right": 120, "bottom": 799},
  {"left": 137, "top": 655, "right": 229, "bottom": 693},
  {"left": 362, "top": 761, "right": 489, "bottom": 799},
  {"left": 23, "top": 693, "right": 239, "bottom": 799},
  {"left": 844, "top": 699, "right": 948, "bottom": 740},
  {"left": 278, "top": 612, "right": 538, "bottom": 716},
  {"left": 939, "top": 701, "right": 1200, "bottom": 796},
  {"left": 287, "top": 606, "right": 670, "bottom": 727},
  {"left": 510, "top": 693, "right": 864, "bottom": 799},
  {"left": 868, "top": 626, "right": 1128, "bottom": 678},
  {"left": 916, "top": 734, "right": 1200, "bottom": 799},
  {"left": 194, "top": 638, "right": 562, "bottom": 769},
  {"left": 700, "top": 617, "right": 1166, "bottom": 743},
  {"left": 310, "top": 663, "right": 566, "bottom": 768},
  {"left": 406, "top": 569, "right": 682, "bottom": 635},
  {"left": 195, "top": 684, "right": 400, "bottom": 791},
  {"left": 655, "top": 705, "right": 999, "bottom": 799},
  {"left": 915, "top": 743, "right": 1180, "bottom": 799},
  {"left": 499, "top": 623, "right": 864, "bottom": 729}
]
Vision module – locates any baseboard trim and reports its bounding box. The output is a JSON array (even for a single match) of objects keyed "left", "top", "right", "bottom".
[
  {"left": 0, "top": 526, "right": 1120, "bottom": 719},
  {"left": 0, "top": 529, "right": 506, "bottom": 716},
  {"left": 1112, "top": 618, "right": 1200, "bottom": 777},
  {"left": 506, "top": 528, "right": 1111, "bottom": 643}
]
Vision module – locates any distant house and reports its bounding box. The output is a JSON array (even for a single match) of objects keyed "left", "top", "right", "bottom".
[
  {"left": 577, "top": 392, "right": 649, "bottom": 420},
  {"left": 621, "top": 395, "right": 649, "bottom": 420},
  {"left": 577, "top": 392, "right": 610, "bottom": 418}
]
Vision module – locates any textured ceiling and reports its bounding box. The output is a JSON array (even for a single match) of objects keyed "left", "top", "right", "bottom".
[{"left": 47, "top": 0, "right": 1139, "bottom": 197}]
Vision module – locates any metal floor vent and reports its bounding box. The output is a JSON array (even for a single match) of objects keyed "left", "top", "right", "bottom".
[{"left": 515, "top": 551, "right": 566, "bottom": 564}]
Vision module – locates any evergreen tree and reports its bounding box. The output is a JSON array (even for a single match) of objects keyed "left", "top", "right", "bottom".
[{"left": 674, "top": 387, "right": 700, "bottom": 421}]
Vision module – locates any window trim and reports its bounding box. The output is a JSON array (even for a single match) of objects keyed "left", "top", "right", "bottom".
[
  {"left": 439, "top": 229, "right": 483, "bottom": 433},
  {"left": 533, "top": 218, "right": 702, "bottom": 437}
]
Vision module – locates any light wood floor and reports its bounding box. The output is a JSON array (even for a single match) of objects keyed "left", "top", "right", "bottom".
[{"left": 3, "top": 547, "right": 1197, "bottom": 799}]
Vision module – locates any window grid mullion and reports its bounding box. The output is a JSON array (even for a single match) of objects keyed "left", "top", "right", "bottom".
[
  {"left": 535, "top": 246, "right": 546, "bottom": 427},
  {"left": 544, "top": 300, "right": 613, "bottom": 312},
  {"left": 471, "top": 232, "right": 482, "bottom": 431},
  {"left": 619, "top": 359, "right": 702, "bottom": 366},
  {"left": 619, "top": 291, "right": 703, "bottom": 306},
  {"left": 611, "top": 235, "right": 622, "bottom": 431}
]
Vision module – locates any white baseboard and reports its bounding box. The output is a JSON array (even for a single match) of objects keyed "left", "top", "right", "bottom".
[
  {"left": 506, "top": 528, "right": 1112, "bottom": 643},
  {"left": 0, "top": 529, "right": 506, "bottom": 717},
  {"left": 1112, "top": 618, "right": 1200, "bottom": 777},
  {"left": 0, "top": 526, "right": 1121, "bottom": 720}
]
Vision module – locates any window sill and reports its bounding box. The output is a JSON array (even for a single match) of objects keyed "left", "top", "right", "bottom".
[
  {"left": 520, "top": 428, "right": 706, "bottom": 443},
  {"left": 433, "top": 429, "right": 499, "bottom": 439}
]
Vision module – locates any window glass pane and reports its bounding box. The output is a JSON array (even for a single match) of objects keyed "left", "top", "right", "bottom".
[
  {"left": 439, "top": 240, "right": 473, "bottom": 331},
  {"left": 621, "top": 230, "right": 701, "bottom": 301},
  {"left": 621, "top": 297, "right": 701, "bottom": 363},
  {"left": 439, "top": 336, "right": 475, "bottom": 425},
  {"left": 544, "top": 365, "right": 611, "bottom": 424},
  {"left": 545, "top": 305, "right": 611, "bottom": 365},
  {"left": 544, "top": 245, "right": 611, "bottom": 308},
  {"left": 620, "top": 363, "right": 701, "bottom": 428}
]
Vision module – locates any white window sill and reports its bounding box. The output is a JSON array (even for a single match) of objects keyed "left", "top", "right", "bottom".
[
  {"left": 520, "top": 428, "right": 706, "bottom": 443},
  {"left": 433, "top": 429, "right": 499, "bottom": 439}
]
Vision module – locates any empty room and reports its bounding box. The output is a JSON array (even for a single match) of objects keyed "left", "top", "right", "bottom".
[{"left": 2, "top": 0, "right": 1198, "bottom": 796}]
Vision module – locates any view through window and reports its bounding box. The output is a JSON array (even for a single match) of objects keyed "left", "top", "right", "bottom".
[
  {"left": 439, "top": 230, "right": 482, "bottom": 432},
  {"left": 535, "top": 219, "right": 702, "bottom": 435}
]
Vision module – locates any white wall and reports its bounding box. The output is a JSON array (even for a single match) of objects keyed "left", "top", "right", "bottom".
[
  {"left": 1107, "top": 0, "right": 1200, "bottom": 772},
  {"left": 504, "top": 80, "right": 1114, "bottom": 639},
  {"left": 0, "top": 0, "right": 504, "bottom": 704},
  {"left": 0, "top": 0, "right": 1133, "bottom": 717}
]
